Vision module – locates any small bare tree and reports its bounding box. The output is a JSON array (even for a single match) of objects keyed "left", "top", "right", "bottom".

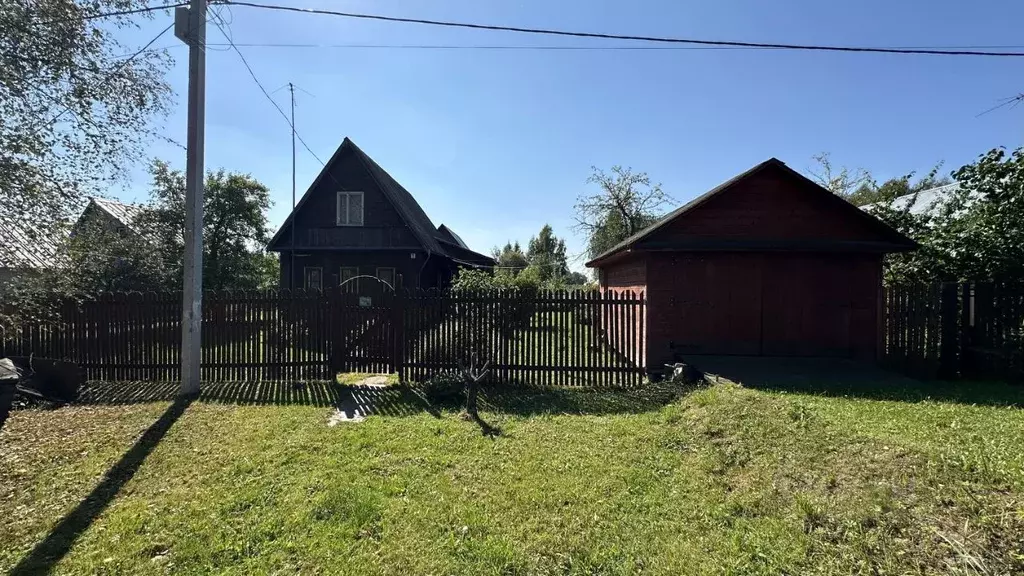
[
  {"left": 808, "top": 152, "right": 872, "bottom": 200},
  {"left": 458, "top": 353, "right": 490, "bottom": 419},
  {"left": 575, "top": 166, "right": 675, "bottom": 261}
]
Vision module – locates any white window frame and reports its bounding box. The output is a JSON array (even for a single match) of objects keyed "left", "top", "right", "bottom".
[
  {"left": 340, "top": 266, "right": 359, "bottom": 293},
  {"left": 376, "top": 267, "right": 396, "bottom": 289},
  {"left": 303, "top": 266, "right": 323, "bottom": 291},
  {"left": 336, "top": 191, "right": 364, "bottom": 226}
]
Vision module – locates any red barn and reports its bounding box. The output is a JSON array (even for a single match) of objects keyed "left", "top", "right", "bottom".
[{"left": 586, "top": 158, "right": 917, "bottom": 369}]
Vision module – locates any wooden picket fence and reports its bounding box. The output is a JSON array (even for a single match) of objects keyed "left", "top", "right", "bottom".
[
  {"left": 883, "top": 282, "right": 1024, "bottom": 381},
  {"left": 0, "top": 288, "right": 647, "bottom": 387}
]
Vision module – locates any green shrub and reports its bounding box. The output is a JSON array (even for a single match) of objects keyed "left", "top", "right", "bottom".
[{"left": 422, "top": 371, "right": 465, "bottom": 405}]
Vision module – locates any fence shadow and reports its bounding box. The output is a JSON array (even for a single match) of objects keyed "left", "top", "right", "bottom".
[
  {"left": 477, "top": 381, "right": 693, "bottom": 416},
  {"left": 686, "top": 356, "right": 1024, "bottom": 408},
  {"left": 9, "top": 396, "right": 193, "bottom": 576},
  {"left": 71, "top": 378, "right": 695, "bottom": 420},
  {"left": 75, "top": 381, "right": 435, "bottom": 417}
]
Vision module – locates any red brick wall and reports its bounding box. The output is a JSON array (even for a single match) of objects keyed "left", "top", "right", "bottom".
[{"left": 598, "top": 256, "right": 647, "bottom": 370}]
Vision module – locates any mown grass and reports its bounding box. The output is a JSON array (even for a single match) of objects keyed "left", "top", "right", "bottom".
[{"left": 1, "top": 379, "right": 1023, "bottom": 575}]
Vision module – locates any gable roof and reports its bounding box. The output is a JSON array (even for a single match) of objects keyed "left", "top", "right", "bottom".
[
  {"left": 586, "top": 158, "right": 918, "bottom": 267},
  {"left": 0, "top": 217, "right": 61, "bottom": 271},
  {"left": 268, "top": 137, "right": 443, "bottom": 254},
  {"left": 436, "top": 224, "right": 468, "bottom": 249},
  {"left": 91, "top": 197, "right": 143, "bottom": 226}
]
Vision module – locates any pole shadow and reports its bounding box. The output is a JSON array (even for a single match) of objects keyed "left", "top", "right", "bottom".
[{"left": 10, "top": 395, "right": 193, "bottom": 576}]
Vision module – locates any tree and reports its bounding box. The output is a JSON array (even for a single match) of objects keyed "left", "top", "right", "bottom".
[
  {"left": 808, "top": 152, "right": 873, "bottom": 205},
  {"left": 492, "top": 241, "right": 528, "bottom": 271},
  {"left": 565, "top": 271, "right": 589, "bottom": 286},
  {"left": 0, "top": 0, "right": 172, "bottom": 329},
  {"left": 0, "top": 0, "right": 172, "bottom": 240},
  {"left": 139, "top": 161, "right": 275, "bottom": 291},
  {"left": 870, "top": 148, "right": 1023, "bottom": 284},
  {"left": 60, "top": 215, "right": 173, "bottom": 293},
  {"left": 576, "top": 166, "right": 674, "bottom": 260},
  {"left": 526, "top": 224, "right": 569, "bottom": 282}
]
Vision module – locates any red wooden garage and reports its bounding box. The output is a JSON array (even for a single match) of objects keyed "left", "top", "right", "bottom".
[{"left": 586, "top": 158, "right": 917, "bottom": 368}]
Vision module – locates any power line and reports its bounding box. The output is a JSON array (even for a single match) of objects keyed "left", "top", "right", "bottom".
[
  {"left": 212, "top": 42, "right": 1024, "bottom": 52},
  {"left": 223, "top": 1, "right": 1024, "bottom": 58},
  {"left": 207, "top": 12, "right": 327, "bottom": 167}
]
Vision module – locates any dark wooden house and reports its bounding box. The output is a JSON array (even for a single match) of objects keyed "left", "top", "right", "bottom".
[
  {"left": 268, "top": 138, "right": 494, "bottom": 293},
  {"left": 586, "top": 158, "right": 917, "bottom": 368}
]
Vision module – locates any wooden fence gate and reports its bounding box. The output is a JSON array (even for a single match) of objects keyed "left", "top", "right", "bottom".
[{"left": 330, "top": 290, "right": 400, "bottom": 375}]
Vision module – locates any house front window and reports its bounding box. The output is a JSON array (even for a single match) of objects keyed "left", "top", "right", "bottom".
[
  {"left": 336, "top": 191, "right": 364, "bottom": 226},
  {"left": 340, "top": 266, "right": 359, "bottom": 293},
  {"left": 376, "top": 267, "right": 396, "bottom": 289},
  {"left": 304, "top": 267, "right": 322, "bottom": 291}
]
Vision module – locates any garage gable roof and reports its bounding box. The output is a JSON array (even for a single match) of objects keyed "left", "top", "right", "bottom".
[{"left": 585, "top": 158, "right": 918, "bottom": 267}]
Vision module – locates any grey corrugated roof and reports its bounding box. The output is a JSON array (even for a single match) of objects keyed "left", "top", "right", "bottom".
[
  {"left": 0, "top": 218, "right": 60, "bottom": 270},
  {"left": 861, "top": 183, "right": 975, "bottom": 217},
  {"left": 90, "top": 197, "right": 144, "bottom": 229},
  {"left": 586, "top": 157, "right": 918, "bottom": 267}
]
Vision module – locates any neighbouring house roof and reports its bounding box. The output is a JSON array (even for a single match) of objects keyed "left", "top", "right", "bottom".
[
  {"left": 0, "top": 217, "right": 61, "bottom": 271},
  {"left": 268, "top": 137, "right": 494, "bottom": 266},
  {"left": 860, "top": 183, "right": 979, "bottom": 217},
  {"left": 87, "top": 197, "right": 144, "bottom": 230},
  {"left": 586, "top": 158, "right": 918, "bottom": 268}
]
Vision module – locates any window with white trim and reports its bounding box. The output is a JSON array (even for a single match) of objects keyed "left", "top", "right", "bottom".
[
  {"left": 376, "top": 267, "right": 396, "bottom": 289},
  {"left": 336, "top": 191, "right": 364, "bottom": 226},
  {"left": 340, "top": 266, "right": 359, "bottom": 293},
  {"left": 304, "top": 267, "right": 323, "bottom": 291}
]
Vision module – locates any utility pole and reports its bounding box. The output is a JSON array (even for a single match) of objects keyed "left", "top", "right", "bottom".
[
  {"left": 175, "top": 0, "right": 206, "bottom": 396},
  {"left": 289, "top": 82, "right": 296, "bottom": 290}
]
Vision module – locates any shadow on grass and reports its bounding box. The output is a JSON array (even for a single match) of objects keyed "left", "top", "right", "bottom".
[
  {"left": 73, "top": 379, "right": 692, "bottom": 418},
  {"left": 684, "top": 355, "right": 1024, "bottom": 408},
  {"left": 10, "top": 396, "right": 193, "bottom": 576},
  {"left": 76, "top": 381, "right": 435, "bottom": 417},
  {"left": 476, "top": 380, "right": 692, "bottom": 416}
]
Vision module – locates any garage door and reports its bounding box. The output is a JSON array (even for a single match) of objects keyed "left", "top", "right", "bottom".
[{"left": 668, "top": 254, "right": 870, "bottom": 357}]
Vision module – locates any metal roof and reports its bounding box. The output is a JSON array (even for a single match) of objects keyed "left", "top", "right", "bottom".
[
  {"left": 860, "top": 183, "right": 974, "bottom": 217},
  {"left": 0, "top": 218, "right": 61, "bottom": 270},
  {"left": 89, "top": 197, "right": 144, "bottom": 230}
]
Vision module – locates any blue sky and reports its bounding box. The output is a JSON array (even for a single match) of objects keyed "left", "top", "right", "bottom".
[{"left": 115, "top": 0, "right": 1024, "bottom": 271}]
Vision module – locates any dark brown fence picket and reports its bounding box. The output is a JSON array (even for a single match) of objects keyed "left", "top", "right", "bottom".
[{"left": 2, "top": 287, "right": 648, "bottom": 387}]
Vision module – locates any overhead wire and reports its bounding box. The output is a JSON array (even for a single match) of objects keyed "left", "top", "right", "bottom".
[
  {"left": 207, "top": 10, "right": 327, "bottom": 167},
  {"left": 222, "top": 1, "right": 1024, "bottom": 58}
]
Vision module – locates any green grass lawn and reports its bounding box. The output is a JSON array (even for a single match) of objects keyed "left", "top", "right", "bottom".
[{"left": 2, "top": 379, "right": 1023, "bottom": 575}]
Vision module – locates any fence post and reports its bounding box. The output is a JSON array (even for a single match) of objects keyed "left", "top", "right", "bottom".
[
  {"left": 939, "top": 282, "right": 960, "bottom": 379},
  {"left": 392, "top": 289, "right": 405, "bottom": 379}
]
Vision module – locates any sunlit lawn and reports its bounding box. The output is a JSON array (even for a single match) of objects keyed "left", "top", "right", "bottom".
[{"left": 2, "top": 378, "right": 1023, "bottom": 575}]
